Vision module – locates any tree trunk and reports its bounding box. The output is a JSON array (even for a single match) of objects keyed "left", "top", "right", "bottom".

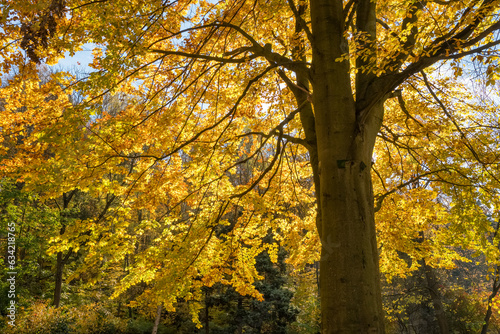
[
  {"left": 237, "top": 296, "right": 243, "bottom": 334},
  {"left": 53, "top": 251, "right": 63, "bottom": 308},
  {"left": 151, "top": 304, "right": 162, "bottom": 334},
  {"left": 417, "top": 231, "right": 448, "bottom": 334},
  {"left": 315, "top": 120, "right": 384, "bottom": 333},
  {"left": 204, "top": 289, "right": 210, "bottom": 334},
  {"left": 481, "top": 268, "right": 500, "bottom": 334},
  {"left": 422, "top": 260, "right": 449, "bottom": 334},
  {"left": 310, "top": 0, "right": 385, "bottom": 332},
  {"left": 53, "top": 191, "right": 75, "bottom": 307},
  {"left": 53, "top": 225, "right": 68, "bottom": 308}
]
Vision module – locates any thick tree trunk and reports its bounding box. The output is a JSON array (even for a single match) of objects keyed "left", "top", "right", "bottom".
[
  {"left": 315, "top": 134, "right": 384, "bottom": 333},
  {"left": 310, "top": 0, "right": 385, "bottom": 332}
]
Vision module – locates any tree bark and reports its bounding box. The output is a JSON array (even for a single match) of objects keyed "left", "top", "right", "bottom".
[
  {"left": 237, "top": 296, "right": 243, "bottom": 334},
  {"left": 482, "top": 279, "right": 500, "bottom": 334},
  {"left": 482, "top": 221, "right": 500, "bottom": 334},
  {"left": 481, "top": 269, "right": 500, "bottom": 334},
  {"left": 53, "top": 191, "right": 75, "bottom": 308},
  {"left": 53, "top": 250, "right": 64, "bottom": 308},
  {"left": 53, "top": 222, "right": 67, "bottom": 307},
  {"left": 53, "top": 243, "right": 72, "bottom": 307},
  {"left": 310, "top": 0, "right": 385, "bottom": 332},
  {"left": 151, "top": 304, "right": 162, "bottom": 334},
  {"left": 204, "top": 289, "right": 210, "bottom": 334},
  {"left": 422, "top": 260, "right": 449, "bottom": 334}
]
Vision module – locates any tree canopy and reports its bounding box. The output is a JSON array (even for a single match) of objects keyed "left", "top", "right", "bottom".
[{"left": 1, "top": 0, "right": 500, "bottom": 332}]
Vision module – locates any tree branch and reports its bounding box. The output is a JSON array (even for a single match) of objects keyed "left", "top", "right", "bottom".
[
  {"left": 149, "top": 21, "right": 305, "bottom": 72},
  {"left": 150, "top": 49, "right": 257, "bottom": 63},
  {"left": 286, "top": 0, "right": 313, "bottom": 44},
  {"left": 374, "top": 169, "right": 450, "bottom": 212}
]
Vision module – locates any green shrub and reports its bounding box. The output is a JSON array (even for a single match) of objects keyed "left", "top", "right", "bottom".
[{"left": 3, "top": 300, "right": 127, "bottom": 334}]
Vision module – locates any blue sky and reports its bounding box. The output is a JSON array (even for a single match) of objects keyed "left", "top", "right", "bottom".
[{"left": 51, "top": 44, "right": 95, "bottom": 72}]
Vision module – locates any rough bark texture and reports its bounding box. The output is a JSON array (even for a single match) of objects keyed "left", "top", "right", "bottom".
[{"left": 310, "top": 0, "right": 385, "bottom": 332}]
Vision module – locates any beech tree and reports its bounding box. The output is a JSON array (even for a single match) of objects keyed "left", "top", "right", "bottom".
[{"left": 1, "top": 0, "right": 500, "bottom": 332}]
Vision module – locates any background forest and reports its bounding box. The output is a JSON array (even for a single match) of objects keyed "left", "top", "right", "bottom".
[{"left": 1, "top": 0, "right": 500, "bottom": 333}]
